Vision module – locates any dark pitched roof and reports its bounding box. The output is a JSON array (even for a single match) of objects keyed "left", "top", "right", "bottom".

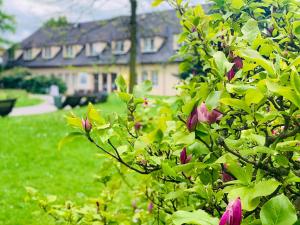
[{"left": 8, "top": 5, "right": 211, "bottom": 68}]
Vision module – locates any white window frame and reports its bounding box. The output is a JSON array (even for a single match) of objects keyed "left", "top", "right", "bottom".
[
  {"left": 24, "top": 49, "right": 32, "bottom": 60},
  {"left": 65, "top": 45, "right": 73, "bottom": 58},
  {"left": 43, "top": 47, "right": 52, "bottom": 59},
  {"left": 151, "top": 70, "right": 159, "bottom": 87},
  {"left": 79, "top": 73, "right": 88, "bottom": 85},
  {"left": 115, "top": 41, "right": 124, "bottom": 53},
  {"left": 144, "top": 37, "right": 155, "bottom": 52}
]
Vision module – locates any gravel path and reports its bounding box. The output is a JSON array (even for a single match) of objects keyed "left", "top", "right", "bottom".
[{"left": 11, "top": 95, "right": 57, "bottom": 116}]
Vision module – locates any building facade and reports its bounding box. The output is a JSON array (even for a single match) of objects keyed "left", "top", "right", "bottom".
[{"left": 4, "top": 7, "right": 210, "bottom": 95}]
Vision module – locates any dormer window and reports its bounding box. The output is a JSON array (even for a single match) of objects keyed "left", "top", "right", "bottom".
[
  {"left": 23, "top": 49, "right": 32, "bottom": 60},
  {"left": 65, "top": 45, "right": 73, "bottom": 58},
  {"left": 85, "top": 42, "right": 107, "bottom": 57},
  {"left": 115, "top": 41, "right": 124, "bottom": 53},
  {"left": 143, "top": 38, "right": 155, "bottom": 52},
  {"left": 42, "top": 47, "right": 51, "bottom": 59}
]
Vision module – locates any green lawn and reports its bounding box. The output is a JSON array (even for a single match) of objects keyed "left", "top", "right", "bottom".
[
  {"left": 0, "top": 94, "right": 126, "bottom": 225},
  {"left": 0, "top": 89, "right": 43, "bottom": 107}
]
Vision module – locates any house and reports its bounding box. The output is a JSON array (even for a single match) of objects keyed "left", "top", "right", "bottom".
[{"left": 4, "top": 7, "right": 210, "bottom": 95}]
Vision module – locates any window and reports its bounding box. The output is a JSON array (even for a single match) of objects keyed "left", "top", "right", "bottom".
[
  {"left": 141, "top": 71, "right": 148, "bottom": 82},
  {"left": 151, "top": 71, "right": 159, "bottom": 87},
  {"left": 80, "top": 73, "right": 88, "bottom": 85},
  {"left": 24, "top": 49, "right": 32, "bottom": 60},
  {"left": 115, "top": 41, "right": 124, "bottom": 53},
  {"left": 43, "top": 47, "right": 51, "bottom": 59},
  {"left": 87, "top": 43, "right": 96, "bottom": 56},
  {"left": 144, "top": 38, "right": 155, "bottom": 52},
  {"left": 65, "top": 45, "right": 73, "bottom": 58}
]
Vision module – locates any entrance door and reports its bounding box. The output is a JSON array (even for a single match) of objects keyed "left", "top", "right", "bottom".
[
  {"left": 93, "top": 73, "right": 99, "bottom": 92},
  {"left": 111, "top": 73, "right": 117, "bottom": 91},
  {"left": 102, "top": 73, "right": 108, "bottom": 92}
]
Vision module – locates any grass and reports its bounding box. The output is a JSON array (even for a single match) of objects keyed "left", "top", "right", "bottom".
[
  {"left": 0, "top": 89, "right": 43, "bottom": 107},
  {"left": 0, "top": 94, "right": 126, "bottom": 225}
]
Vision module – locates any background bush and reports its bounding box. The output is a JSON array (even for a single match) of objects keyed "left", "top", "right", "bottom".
[{"left": 0, "top": 67, "right": 67, "bottom": 94}]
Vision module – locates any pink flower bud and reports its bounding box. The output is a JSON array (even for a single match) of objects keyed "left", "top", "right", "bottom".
[
  {"left": 143, "top": 98, "right": 148, "bottom": 106},
  {"left": 186, "top": 107, "right": 199, "bottom": 131},
  {"left": 219, "top": 198, "right": 242, "bottom": 225},
  {"left": 180, "top": 147, "right": 192, "bottom": 164},
  {"left": 227, "top": 68, "right": 235, "bottom": 81},
  {"left": 147, "top": 202, "right": 154, "bottom": 213},
  {"left": 233, "top": 57, "right": 243, "bottom": 70},
  {"left": 198, "top": 102, "right": 223, "bottom": 125},
  {"left": 134, "top": 122, "right": 142, "bottom": 130},
  {"left": 82, "top": 118, "right": 92, "bottom": 132}
]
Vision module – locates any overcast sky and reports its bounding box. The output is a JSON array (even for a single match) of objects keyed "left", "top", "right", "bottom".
[{"left": 2, "top": 0, "right": 184, "bottom": 44}]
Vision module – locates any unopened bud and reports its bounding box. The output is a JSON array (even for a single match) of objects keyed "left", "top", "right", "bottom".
[{"left": 82, "top": 118, "right": 92, "bottom": 132}]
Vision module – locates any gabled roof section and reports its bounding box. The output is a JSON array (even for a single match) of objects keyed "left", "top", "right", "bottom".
[{"left": 9, "top": 5, "right": 211, "bottom": 67}]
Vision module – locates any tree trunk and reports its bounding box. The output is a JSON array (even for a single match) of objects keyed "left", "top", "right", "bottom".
[{"left": 128, "top": 0, "right": 137, "bottom": 93}]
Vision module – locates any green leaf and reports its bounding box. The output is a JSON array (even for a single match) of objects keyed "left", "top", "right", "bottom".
[
  {"left": 290, "top": 68, "right": 300, "bottom": 95},
  {"left": 245, "top": 88, "right": 264, "bottom": 106},
  {"left": 252, "top": 179, "right": 280, "bottom": 199},
  {"left": 239, "top": 49, "right": 276, "bottom": 77},
  {"left": 173, "top": 131, "right": 195, "bottom": 145},
  {"left": 293, "top": 21, "right": 300, "bottom": 40},
  {"left": 220, "top": 98, "right": 251, "bottom": 113},
  {"left": 58, "top": 132, "right": 85, "bottom": 150},
  {"left": 230, "top": 0, "right": 244, "bottom": 9},
  {"left": 213, "top": 51, "right": 234, "bottom": 77},
  {"left": 115, "top": 75, "right": 127, "bottom": 92},
  {"left": 266, "top": 80, "right": 300, "bottom": 108},
  {"left": 172, "top": 210, "right": 219, "bottom": 225},
  {"left": 162, "top": 162, "right": 177, "bottom": 178},
  {"left": 87, "top": 103, "right": 106, "bottom": 125},
  {"left": 206, "top": 91, "right": 222, "bottom": 110},
  {"left": 242, "top": 19, "right": 260, "bottom": 43},
  {"left": 260, "top": 194, "right": 297, "bottom": 225}
]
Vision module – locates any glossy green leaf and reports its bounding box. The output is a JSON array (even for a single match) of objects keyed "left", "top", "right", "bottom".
[
  {"left": 239, "top": 49, "right": 276, "bottom": 77},
  {"left": 260, "top": 194, "right": 297, "bottom": 225},
  {"left": 205, "top": 91, "right": 222, "bottom": 110},
  {"left": 172, "top": 210, "right": 219, "bottom": 225},
  {"left": 242, "top": 19, "right": 260, "bottom": 43},
  {"left": 220, "top": 98, "right": 251, "bottom": 113}
]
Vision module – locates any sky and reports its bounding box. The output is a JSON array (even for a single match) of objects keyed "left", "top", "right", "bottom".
[{"left": 2, "top": 0, "right": 183, "bottom": 44}]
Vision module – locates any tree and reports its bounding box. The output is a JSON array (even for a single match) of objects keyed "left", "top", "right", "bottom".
[
  {"left": 128, "top": 0, "right": 137, "bottom": 93},
  {"left": 43, "top": 16, "right": 68, "bottom": 28},
  {"left": 0, "top": 0, "right": 15, "bottom": 48},
  {"left": 28, "top": 0, "right": 300, "bottom": 224}
]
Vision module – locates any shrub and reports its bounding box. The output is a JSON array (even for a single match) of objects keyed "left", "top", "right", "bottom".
[
  {"left": 22, "top": 75, "right": 67, "bottom": 94},
  {"left": 0, "top": 68, "right": 66, "bottom": 94},
  {"left": 28, "top": 0, "right": 300, "bottom": 224},
  {"left": 0, "top": 67, "right": 31, "bottom": 89}
]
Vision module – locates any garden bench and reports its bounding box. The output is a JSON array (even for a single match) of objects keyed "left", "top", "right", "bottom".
[
  {"left": 79, "top": 95, "right": 97, "bottom": 106},
  {"left": 0, "top": 98, "right": 17, "bottom": 117},
  {"left": 94, "top": 92, "right": 108, "bottom": 103},
  {"left": 54, "top": 95, "right": 82, "bottom": 109}
]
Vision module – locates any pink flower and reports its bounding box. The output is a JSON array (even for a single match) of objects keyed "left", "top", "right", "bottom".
[
  {"left": 227, "top": 68, "right": 235, "bottom": 81},
  {"left": 198, "top": 102, "right": 223, "bottom": 124},
  {"left": 82, "top": 118, "right": 92, "bottom": 132},
  {"left": 143, "top": 98, "right": 148, "bottom": 106},
  {"left": 147, "top": 202, "right": 154, "bottom": 213},
  {"left": 233, "top": 57, "right": 243, "bottom": 70},
  {"left": 222, "top": 164, "right": 234, "bottom": 182},
  {"left": 180, "top": 147, "right": 192, "bottom": 164},
  {"left": 134, "top": 122, "right": 142, "bottom": 130},
  {"left": 219, "top": 198, "right": 242, "bottom": 225},
  {"left": 186, "top": 107, "right": 199, "bottom": 131}
]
